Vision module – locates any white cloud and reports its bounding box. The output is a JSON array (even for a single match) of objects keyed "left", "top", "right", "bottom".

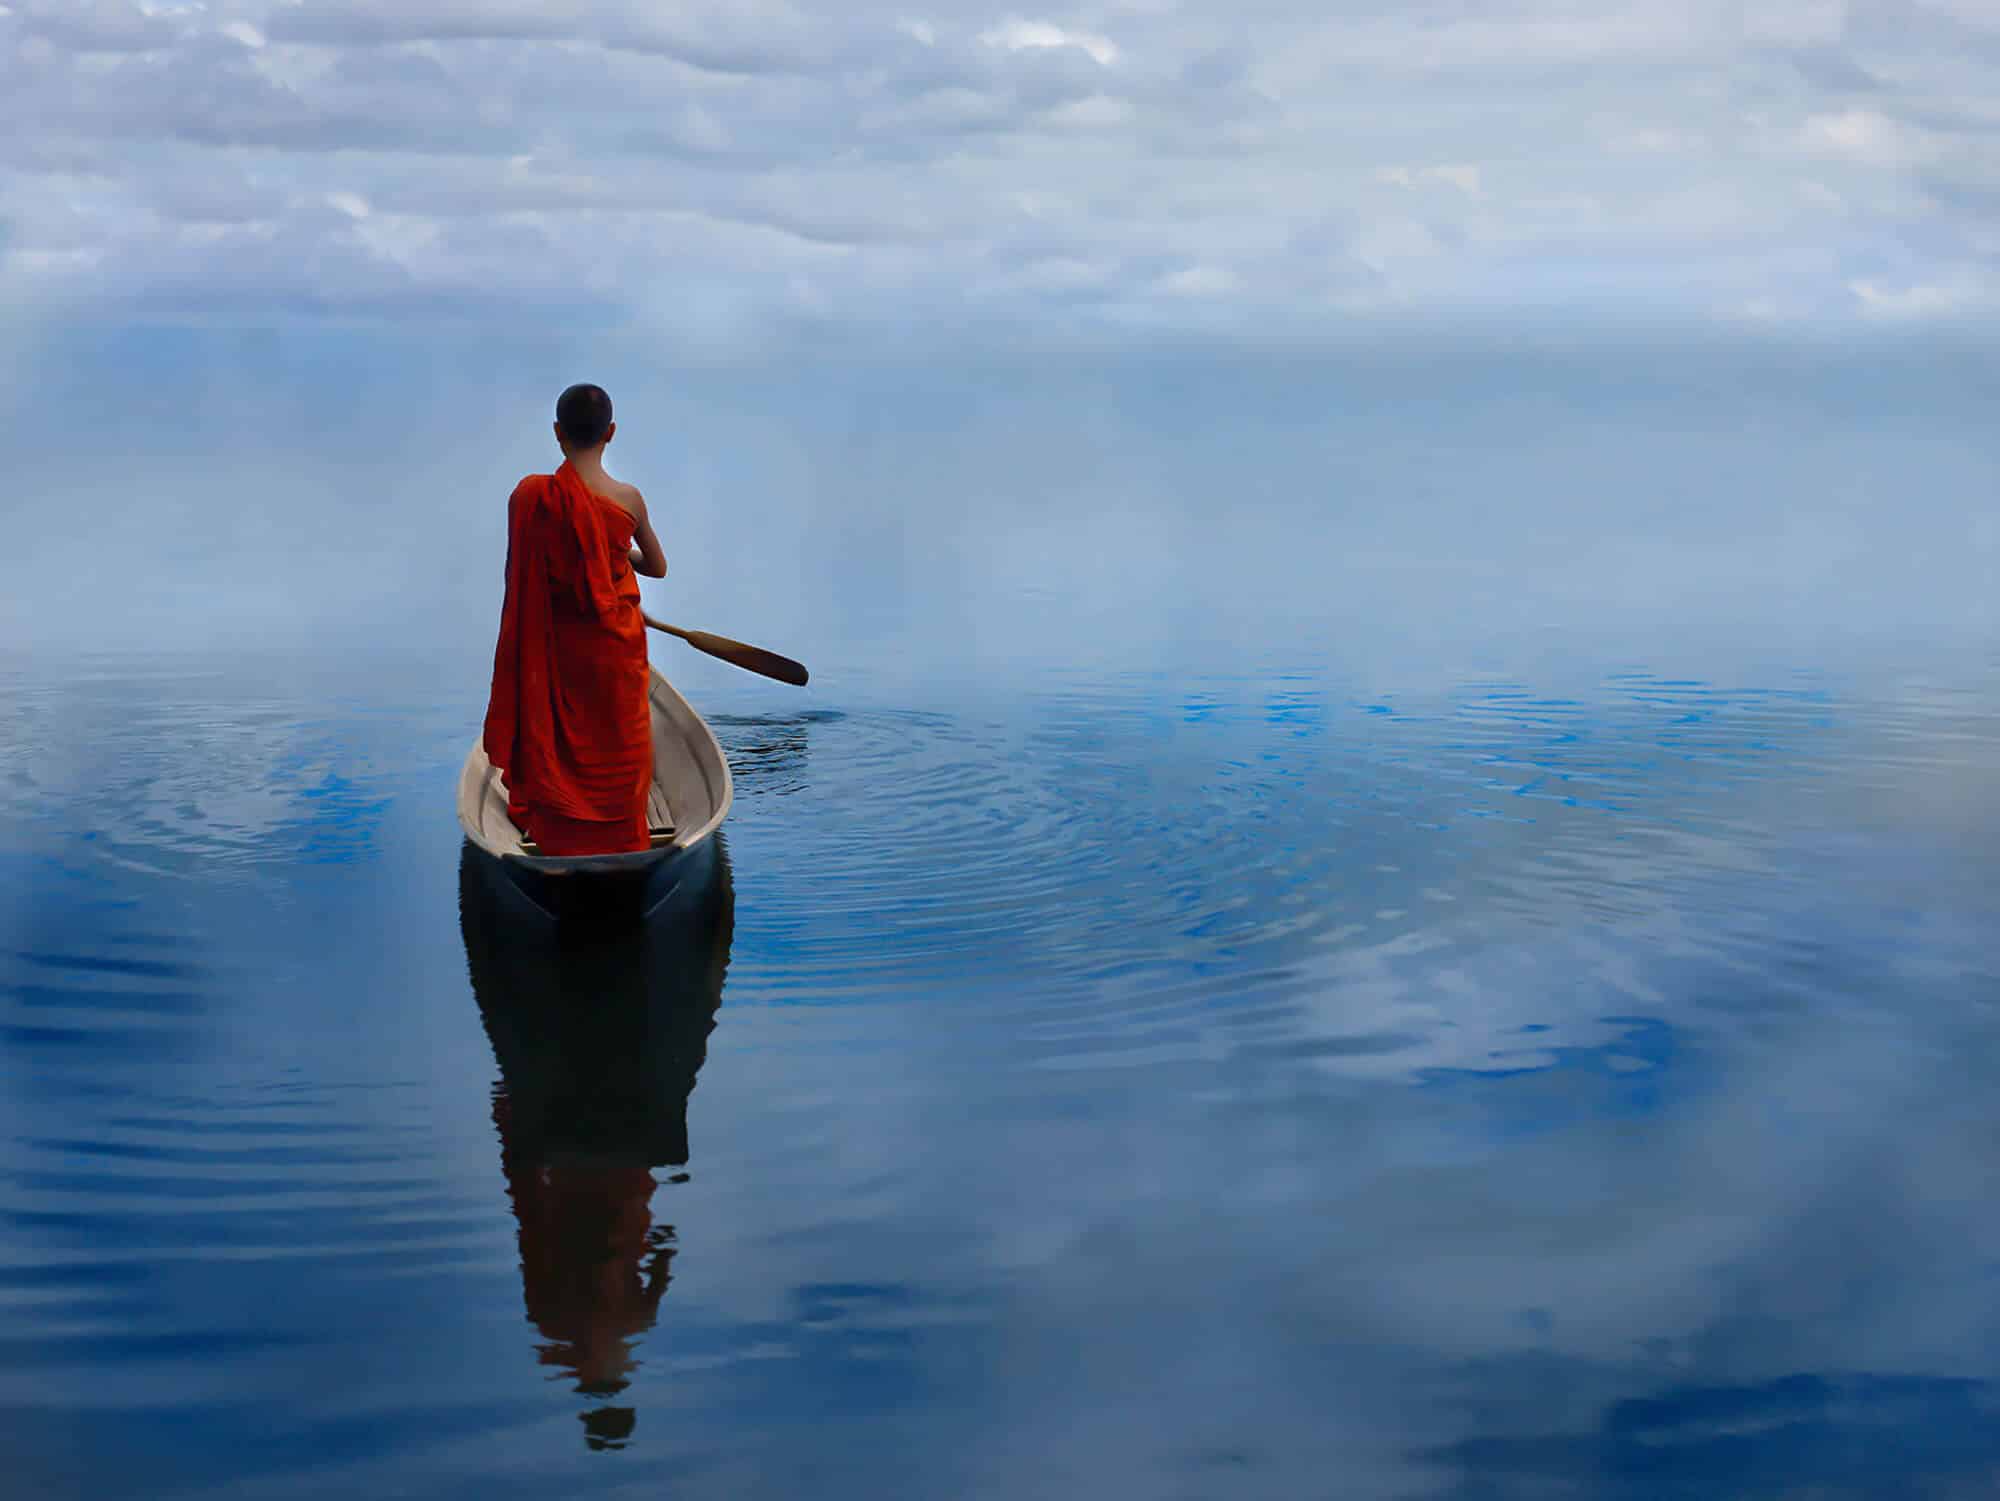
[
  {"left": 14, "top": 0, "right": 191, "bottom": 50},
  {"left": 0, "top": 0, "right": 1993, "bottom": 338},
  {"left": 263, "top": 0, "right": 579, "bottom": 46},
  {"left": 349, "top": 212, "right": 444, "bottom": 267},
  {"left": 980, "top": 17, "right": 1119, "bottom": 67},
  {"left": 1376, "top": 164, "right": 1482, "bottom": 197},
  {"left": 1796, "top": 110, "right": 1930, "bottom": 168},
  {"left": 8, "top": 246, "right": 108, "bottom": 274},
  {"left": 1043, "top": 94, "right": 1133, "bottom": 128},
  {"left": 1004, "top": 255, "right": 1113, "bottom": 292},
  {"left": 1155, "top": 265, "right": 1240, "bottom": 297},
  {"left": 1849, "top": 277, "right": 1985, "bottom": 320},
  {"left": 1348, "top": 217, "right": 1442, "bottom": 274},
  {"left": 1912, "top": 0, "right": 2000, "bottom": 32},
  {"left": 1733, "top": 296, "right": 1787, "bottom": 322},
  {"left": 1742, "top": 0, "right": 1845, "bottom": 47},
  {"left": 1616, "top": 126, "right": 1700, "bottom": 155}
]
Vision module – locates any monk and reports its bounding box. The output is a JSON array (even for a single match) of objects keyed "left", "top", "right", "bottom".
[{"left": 484, "top": 384, "right": 670, "bottom": 856}]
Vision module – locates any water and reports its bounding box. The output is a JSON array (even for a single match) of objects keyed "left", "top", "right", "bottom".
[{"left": 3, "top": 625, "right": 1997, "bottom": 1499}]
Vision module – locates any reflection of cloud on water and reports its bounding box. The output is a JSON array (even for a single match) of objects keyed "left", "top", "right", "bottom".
[
  {"left": 1421, "top": 1371, "right": 2000, "bottom": 1499},
  {"left": 0, "top": 663, "right": 426, "bottom": 876},
  {"left": 897, "top": 923, "right": 2000, "bottom": 1498}
]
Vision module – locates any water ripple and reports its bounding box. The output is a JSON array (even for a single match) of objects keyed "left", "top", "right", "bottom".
[{"left": 0, "top": 645, "right": 1995, "bottom": 1495}]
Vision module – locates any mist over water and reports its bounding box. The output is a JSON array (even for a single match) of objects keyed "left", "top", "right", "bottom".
[
  {"left": 7, "top": 327, "right": 1994, "bottom": 672},
  {"left": 2, "top": 326, "right": 1997, "bottom": 1497}
]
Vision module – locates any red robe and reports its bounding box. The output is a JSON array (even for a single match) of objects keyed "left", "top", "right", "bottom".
[{"left": 483, "top": 462, "right": 652, "bottom": 855}]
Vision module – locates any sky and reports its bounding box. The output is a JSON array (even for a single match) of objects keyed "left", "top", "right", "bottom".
[
  {"left": 4, "top": 0, "right": 1999, "bottom": 344},
  {"left": 0, "top": 2, "right": 1993, "bottom": 667}
]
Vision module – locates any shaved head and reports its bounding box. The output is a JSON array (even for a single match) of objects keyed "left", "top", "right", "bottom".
[{"left": 555, "top": 384, "right": 613, "bottom": 449}]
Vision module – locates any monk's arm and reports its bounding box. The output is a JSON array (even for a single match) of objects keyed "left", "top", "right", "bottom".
[{"left": 627, "top": 495, "right": 668, "bottom": 579}]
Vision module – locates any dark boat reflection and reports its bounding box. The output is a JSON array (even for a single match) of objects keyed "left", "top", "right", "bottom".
[{"left": 458, "top": 837, "right": 735, "bottom": 1449}]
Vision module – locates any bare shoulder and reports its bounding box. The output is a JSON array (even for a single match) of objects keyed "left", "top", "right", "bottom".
[{"left": 607, "top": 478, "right": 648, "bottom": 520}]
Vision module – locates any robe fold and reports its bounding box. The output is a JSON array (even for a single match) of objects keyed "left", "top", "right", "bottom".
[{"left": 483, "top": 462, "right": 652, "bottom": 856}]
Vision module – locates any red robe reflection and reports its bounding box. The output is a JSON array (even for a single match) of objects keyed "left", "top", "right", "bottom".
[{"left": 496, "top": 1095, "right": 675, "bottom": 1419}]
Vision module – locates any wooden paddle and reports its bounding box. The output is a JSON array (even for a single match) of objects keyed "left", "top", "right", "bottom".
[{"left": 643, "top": 612, "right": 809, "bottom": 686}]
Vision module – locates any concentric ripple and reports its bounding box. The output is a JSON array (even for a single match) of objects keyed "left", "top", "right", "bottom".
[{"left": 698, "top": 658, "right": 1999, "bottom": 1092}]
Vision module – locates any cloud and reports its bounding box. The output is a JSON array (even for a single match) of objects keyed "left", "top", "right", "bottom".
[
  {"left": 12, "top": 0, "right": 190, "bottom": 52},
  {"left": 1154, "top": 264, "right": 1240, "bottom": 297},
  {"left": 979, "top": 17, "right": 1119, "bottom": 67},
  {"left": 0, "top": 0, "right": 1994, "bottom": 341},
  {"left": 1742, "top": 0, "right": 1846, "bottom": 48},
  {"left": 1615, "top": 126, "right": 1703, "bottom": 154},
  {"left": 262, "top": 0, "right": 579, "bottom": 46},
  {"left": 1849, "top": 276, "right": 1987, "bottom": 319},
  {"left": 1795, "top": 109, "right": 1930, "bottom": 168},
  {"left": 1043, "top": 93, "right": 1133, "bottom": 128},
  {"left": 1376, "top": 164, "right": 1483, "bottom": 197}
]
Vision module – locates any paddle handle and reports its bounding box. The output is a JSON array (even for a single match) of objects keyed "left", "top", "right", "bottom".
[{"left": 643, "top": 612, "right": 810, "bottom": 687}]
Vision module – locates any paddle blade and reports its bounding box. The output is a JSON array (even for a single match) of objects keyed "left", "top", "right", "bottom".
[{"left": 681, "top": 628, "right": 810, "bottom": 686}]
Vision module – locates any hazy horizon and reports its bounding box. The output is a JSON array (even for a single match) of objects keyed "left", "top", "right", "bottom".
[{"left": 5, "top": 323, "right": 1992, "bottom": 697}]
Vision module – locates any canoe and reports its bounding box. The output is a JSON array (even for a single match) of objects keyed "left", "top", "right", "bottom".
[{"left": 457, "top": 664, "right": 733, "bottom": 916}]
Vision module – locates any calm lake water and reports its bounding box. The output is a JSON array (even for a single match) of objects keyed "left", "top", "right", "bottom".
[{"left": 3, "top": 625, "right": 1996, "bottom": 1499}]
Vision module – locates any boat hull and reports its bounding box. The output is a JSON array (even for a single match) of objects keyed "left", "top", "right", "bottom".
[
  {"left": 469, "top": 831, "right": 721, "bottom": 926},
  {"left": 456, "top": 664, "right": 733, "bottom": 922}
]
